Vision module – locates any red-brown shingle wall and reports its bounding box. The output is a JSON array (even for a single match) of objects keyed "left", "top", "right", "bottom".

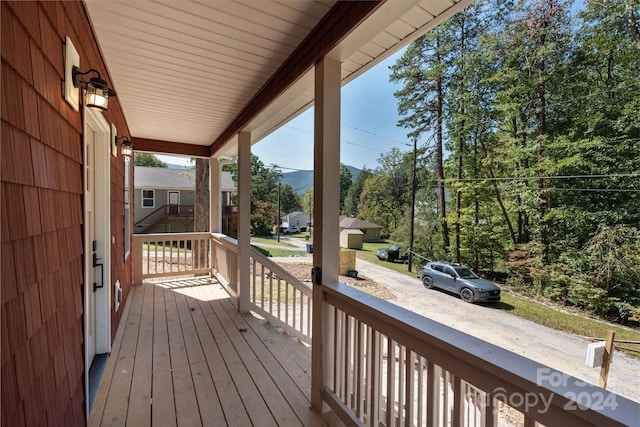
[{"left": 1, "top": 2, "right": 133, "bottom": 425}]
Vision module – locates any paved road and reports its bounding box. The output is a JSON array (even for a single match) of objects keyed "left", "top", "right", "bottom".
[{"left": 353, "top": 258, "right": 640, "bottom": 404}]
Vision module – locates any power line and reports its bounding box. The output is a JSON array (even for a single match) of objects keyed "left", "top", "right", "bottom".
[
  {"left": 342, "top": 123, "right": 407, "bottom": 145},
  {"left": 437, "top": 173, "right": 640, "bottom": 182},
  {"left": 537, "top": 187, "right": 640, "bottom": 193}
]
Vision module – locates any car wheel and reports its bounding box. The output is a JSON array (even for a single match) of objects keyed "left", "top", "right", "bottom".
[
  {"left": 460, "top": 287, "right": 474, "bottom": 303},
  {"left": 422, "top": 275, "right": 434, "bottom": 289}
]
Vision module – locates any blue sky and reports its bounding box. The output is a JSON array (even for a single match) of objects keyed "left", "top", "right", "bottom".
[
  {"left": 252, "top": 49, "right": 410, "bottom": 171},
  {"left": 160, "top": 49, "right": 411, "bottom": 170}
]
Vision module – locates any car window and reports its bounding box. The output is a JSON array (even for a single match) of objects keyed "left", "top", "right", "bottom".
[
  {"left": 443, "top": 267, "right": 456, "bottom": 276},
  {"left": 432, "top": 264, "right": 443, "bottom": 272},
  {"left": 454, "top": 266, "right": 478, "bottom": 279}
]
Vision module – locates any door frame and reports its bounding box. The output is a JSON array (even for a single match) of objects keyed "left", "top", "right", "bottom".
[
  {"left": 168, "top": 190, "right": 180, "bottom": 214},
  {"left": 84, "top": 107, "right": 112, "bottom": 415}
]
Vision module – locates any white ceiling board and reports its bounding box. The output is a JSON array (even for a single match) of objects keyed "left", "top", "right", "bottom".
[{"left": 86, "top": 0, "right": 475, "bottom": 153}]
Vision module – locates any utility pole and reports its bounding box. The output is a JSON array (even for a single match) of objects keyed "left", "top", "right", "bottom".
[
  {"left": 277, "top": 182, "right": 281, "bottom": 242},
  {"left": 408, "top": 137, "right": 417, "bottom": 273},
  {"left": 308, "top": 196, "right": 312, "bottom": 237}
]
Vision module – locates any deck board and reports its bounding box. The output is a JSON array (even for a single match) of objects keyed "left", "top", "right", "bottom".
[
  {"left": 127, "top": 283, "right": 154, "bottom": 426},
  {"left": 151, "top": 284, "right": 177, "bottom": 427},
  {"left": 101, "top": 280, "right": 144, "bottom": 426},
  {"left": 164, "top": 287, "right": 201, "bottom": 426},
  {"left": 90, "top": 277, "right": 328, "bottom": 427}
]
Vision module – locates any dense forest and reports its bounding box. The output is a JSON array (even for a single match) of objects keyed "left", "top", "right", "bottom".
[{"left": 356, "top": 0, "right": 639, "bottom": 324}]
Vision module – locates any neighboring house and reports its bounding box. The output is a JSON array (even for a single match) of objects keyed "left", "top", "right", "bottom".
[
  {"left": 340, "top": 229, "right": 364, "bottom": 249},
  {"left": 134, "top": 167, "right": 235, "bottom": 234},
  {"left": 339, "top": 216, "right": 383, "bottom": 243},
  {"left": 281, "top": 211, "right": 310, "bottom": 231},
  {"left": 134, "top": 166, "right": 195, "bottom": 233}
]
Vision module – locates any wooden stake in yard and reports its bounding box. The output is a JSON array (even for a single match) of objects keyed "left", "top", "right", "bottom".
[{"left": 599, "top": 330, "right": 616, "bottom": 389}]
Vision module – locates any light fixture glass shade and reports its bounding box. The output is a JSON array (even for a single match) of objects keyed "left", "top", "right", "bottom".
[
  {"left": 121, "top": 140, "right": 133, "bottom": 157},
  {"left": 85, "top": 82, "right": 109, "bottom": 111}
]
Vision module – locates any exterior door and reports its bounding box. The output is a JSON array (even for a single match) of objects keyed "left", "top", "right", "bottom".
[
  {"left": 83, "top": 107, "right": 111, "bottom": 407},
  {"left": 168, "top": 191, "right": 179, "bottom": 214},
  {"left": 85, "top": 128, "right": 97, "bottom": 365}
]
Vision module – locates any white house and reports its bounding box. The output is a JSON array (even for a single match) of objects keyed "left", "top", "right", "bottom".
[{"left": 281, "top": 211, "right": 311, "bottom": 231}]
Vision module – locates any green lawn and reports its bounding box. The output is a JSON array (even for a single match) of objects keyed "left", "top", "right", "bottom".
[
  {"left": 251, "top": 245, "right": 309, "bottom": 258},
  {"left": 498, "top": 291, "right": 640, "bottom": 356},
  {"left": 357, "top": 242, "right": 423, "bottom": 275}
]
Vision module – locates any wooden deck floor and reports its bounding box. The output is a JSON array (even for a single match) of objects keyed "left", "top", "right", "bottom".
[{"left": 89, "top": 277, "right": 330, "bottom": 427}]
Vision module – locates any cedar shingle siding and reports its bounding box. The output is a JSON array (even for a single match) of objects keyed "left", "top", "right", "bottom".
[{"left": 2, "top": 2, "right": 132, "bottom": 424}]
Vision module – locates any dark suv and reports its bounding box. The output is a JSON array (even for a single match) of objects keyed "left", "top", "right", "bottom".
[
  {"left": 375, "top": 244, "right": 408, "bottom": 263},
  {"left": 419, "top": 262, "right": 501, "bottom": 303}
]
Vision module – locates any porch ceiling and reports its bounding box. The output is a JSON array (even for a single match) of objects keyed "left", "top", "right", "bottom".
[{"left": 85, "top": 0, "right": 472, "bottom": 158}]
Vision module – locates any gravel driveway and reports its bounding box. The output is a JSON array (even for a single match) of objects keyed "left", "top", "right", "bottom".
[
  {"left": 354, "top": 258, "right": 640, "bottom": 404},
  {"left": 271, "top": 249, "right": 640, "bottom": 406}
]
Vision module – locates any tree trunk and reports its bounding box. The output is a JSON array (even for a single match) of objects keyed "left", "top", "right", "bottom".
[
  {"left": 435, "top": 35, "right": 450, "bottom": 256},
  {"left": 194, "top": 159, "right": 210, "bottom": 267},
  {"left": 479, "top": 139, "right": 517, "bottom": 246},
  {"left": 454, "top": 15, "right": 466, "bottom": 264},
  {"left": 472, "top": 136, "right": 479, "bottom": 272},
  {"left": 537, "top": 28, "right": 550, "bottom": 269}
]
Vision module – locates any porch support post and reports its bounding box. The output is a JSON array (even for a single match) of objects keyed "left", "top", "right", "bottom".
[
  {"left": 311, "top": 56, "right": 341, "bottom": 411},
  {"left": 209, "top": 157, "right": 221, "bottom": 233},
  {"left": 237, "top": 131, "right": 252, "bottom": 313}
]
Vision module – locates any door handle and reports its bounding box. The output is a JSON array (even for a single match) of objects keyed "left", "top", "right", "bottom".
[{"left": 93, "top": 241, "right": 104, "bottom": 292}]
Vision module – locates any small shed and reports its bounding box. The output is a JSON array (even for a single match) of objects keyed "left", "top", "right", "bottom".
[{"left": 340, "top": 229, "right": 364, "bottom": 249}]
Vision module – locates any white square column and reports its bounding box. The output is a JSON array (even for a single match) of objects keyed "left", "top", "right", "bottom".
[
  {"left": 311, "top": 56, "right": 341, "bottom": 411},
  {"left": 237, "top": 131, "right": 252, "bottom": 313}
]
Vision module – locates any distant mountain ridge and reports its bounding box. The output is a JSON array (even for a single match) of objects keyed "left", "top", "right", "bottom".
[{"left": 280, "top": 165, "right": 362, "bottom": 195}]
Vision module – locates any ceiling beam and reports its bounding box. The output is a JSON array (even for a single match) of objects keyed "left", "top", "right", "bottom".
[
  {"left": 132, "top": 137, "right": 211, "bottom": 158},
  {"left": 209, "top": 0, "right": 384, "bottom": 156}
]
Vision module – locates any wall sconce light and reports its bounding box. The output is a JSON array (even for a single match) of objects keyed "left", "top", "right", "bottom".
[
  {"left": 115, "top": 136, "right": 133, "bottom": 157},
  {"left": 72, "top": 66, "right": 116, "bottom": 111}
]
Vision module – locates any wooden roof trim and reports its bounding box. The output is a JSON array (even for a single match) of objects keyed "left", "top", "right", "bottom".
[
  {"left": 132, "top": 137, "right": 211, "bottom": 158},
  {"left": 209, "top": 0, "right": 384, "bottom": 156}
]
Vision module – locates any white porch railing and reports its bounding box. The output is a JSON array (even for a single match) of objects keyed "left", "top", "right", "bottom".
[
  {"left": 209, "top": 234, "right": 313, "bottom": 343},
  {"left": 316, "top": 282, "right": 638, "bottom": 427},
  {"left": 249, "top": 248, "right": 312, "bottom": 344},
  {"left": 211, "top": 233, "right": 239, "bottom": 298},
  {"left": 132, "top": 232, "right": 211, "bottom": 284},
  {"left": 131, "top": 232, "right": 638, "bottom": 426}
]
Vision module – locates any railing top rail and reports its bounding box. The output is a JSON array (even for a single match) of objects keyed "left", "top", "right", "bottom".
[
  {"left": 134, "top": 204, "right": 167, "bottom": 225},
  {"left": 211, "top": 232, "right": 240, "bottom": 253},
  {"left": 133, "top": 232, "right": 212, "bottom": 240},
  {"left": 321, "top": 282, "right": 638, "bottom": 427},
  {"left": 250, "top": 248, "right": 312, "bottom": 297}
]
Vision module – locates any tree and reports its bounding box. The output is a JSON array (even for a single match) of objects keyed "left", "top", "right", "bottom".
[
  {"left": 279, "top": 184, "right": 302, "bottom": 215},
  {"left": 390, "top": 27, "right": 451, "bottom": 255},
  {"left": 194, "top": 158, "right": 209, "bottom": 266},
  {"left": 301, "top": 188, "right": 314, "bottom": 231},
  {"left": 339, "top": 164, "right": 353, "bottom": 214},
  {"left": 134, "top": 152, "right": 167, "bottom": 167},
  {"left": 225, "top": 155, "right": 280, "bottom": 235},
  {"left": 358, "top": 149, "right": 411, "bottom": 232},
  {"left": 344, "top": 167, "right": 371, "bottom": 217}
]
